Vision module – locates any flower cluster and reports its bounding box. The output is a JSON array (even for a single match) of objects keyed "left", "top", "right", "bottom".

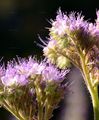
[
  {"left": 50, "top": 9, "right": 88, "bottom": 37},
  {"left": 0, "top": 57, "right": 68, "bottom": 120},
  {"left": 43, "top": 9, "right": 99, "bottom": 83},
  {"left": 50, "top": 9, "right": 99, "bottom": 40},
  {"left": 43, "top": 9, "right": 99, "bottom": 120}
]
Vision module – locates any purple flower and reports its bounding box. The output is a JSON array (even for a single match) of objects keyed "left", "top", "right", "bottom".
[
  {"left": 14, "top": 57, "right": 46, "bottom": 82},
  {"left": 89, "top": 10, "right": 99, "bottom": 38},
  {"left": 1, "top": 59, "right": 31, "bottom": 86},
  {"left": 15, "top": 57, "right": 39, "bottom": 76},
  {"left": 69, "top": 13, "right": 88, "bottom": 32},
  {"left": 1, "top": 57, "right": 68, "bottom": 87},
  {"left": 51, "top": 9, "right": 68, "bottom": 37},
  {"left": 1, "top": 64, "right": 18, "bottom": 86},
  {"left": 50, "top": 9, "right": 89, "bottom": 38},
  {"left": 1, "top": 62, "right": 28, "bottom": 86},
  {"left": 42, "top": 63, "right": 69, "bottom": 82}
]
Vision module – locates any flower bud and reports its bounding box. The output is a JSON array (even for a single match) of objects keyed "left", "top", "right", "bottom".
[{"left": 56, "top": 56, "right": 71, "bottom": 69}]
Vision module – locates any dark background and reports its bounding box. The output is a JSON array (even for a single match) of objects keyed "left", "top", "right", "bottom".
[{"left": 0, "top": 0, "right": 98, "bottom": 120}]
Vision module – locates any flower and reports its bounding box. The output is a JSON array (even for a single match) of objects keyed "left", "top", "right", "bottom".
[
  {"left": 1, "top": 64, "right": 29, "bottom": 86},
  {"left": 0, "top": 57, "right": 68, "bottom": 87},
  {"left": 50, "top": 9, "right": 89, "bottom": 39},
  {"left": 43, "top": 9, "right": 99, "bottom": 70},
  {"left": 0, "top": 57, "right": 69, "bottom": 120},
  {"left": 50, "top": 9, "right": 68, "bottom": 37},
  {"left": 15, "top": 57, "right": 44, "bottom": 77},
  {"left": 83, "top": 11, "right": 99, "bottom": 48},
  {"left": 42, "top": 64, "right": 68, "bottom": 82},
  {"left": 1, "top": 64, "right": 18, "bottom": 86},
  {"left": 50, "top": 9, "right": 99, "bottom": 52}
]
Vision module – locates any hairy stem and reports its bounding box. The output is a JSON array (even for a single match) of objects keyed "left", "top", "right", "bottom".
[{"left": 80, "top": 53, "right": 99, "bottom": 120}]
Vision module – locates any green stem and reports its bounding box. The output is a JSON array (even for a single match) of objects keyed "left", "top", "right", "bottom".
[
  {"left": 91, "top": 87, "right": 99, "bottom": 120},
  {"left": 80, "top": 53, "right": 99, "bottom": 120}
]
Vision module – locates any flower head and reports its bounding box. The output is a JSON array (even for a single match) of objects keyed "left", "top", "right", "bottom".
[
  {"left": 1, "top": 63, "right": 28, "bottom": 86},
  {"left": 42, "top": 64, "right": 68, "bottom": 82},
  {"left": 0, "top": 57, "right": 69, "bottom": 120},
  {"left": 0, "top": 57, "right": 68, "bottom": 87},
  {"left": 50, "top": 9, "right": 68, "bottom": 37},
  {"left": 50, "top": 9, "right": 89, "bottom": 39}
]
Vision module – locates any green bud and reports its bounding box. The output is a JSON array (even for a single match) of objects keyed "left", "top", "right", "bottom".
[
  {"left": 56, "top": 56, "right": 71, "bottom": 69},
  {"left": 58, "top": 38, "right": 69, "bottom": 49}
]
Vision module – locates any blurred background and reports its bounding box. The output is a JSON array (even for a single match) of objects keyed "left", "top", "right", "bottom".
[{"left": 0, "top": 0, "right": 98, "bottom": 120}]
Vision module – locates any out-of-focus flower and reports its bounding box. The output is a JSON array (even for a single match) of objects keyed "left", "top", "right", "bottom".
[
  {"left": 42, "top": 64, "right": 68, "bottom": 82},
  {"left": 1, "top": 63, "right": 28, "bottom": 86},
  {"left": 0, "top": 57, "right": 69, "bottom": 120},
  {"left": 0, "top": 57, "right": 68, "bottom": 87}
]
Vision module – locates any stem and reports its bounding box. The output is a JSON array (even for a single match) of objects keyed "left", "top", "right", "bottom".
[
  {"left": 38, "top": 102, "right": 43, "bottom": 120},
  {"left": 92, "top": 87, "right": 99, "bottom": 120},
  {"left": 3, "top": 100, "right": 24, "bottom": 120},
  {"left": 44, "top": 101, "right": 49, "bottom": 120},
  {"left": 80, "top": 53, "right": 99, "bottom": 120}
]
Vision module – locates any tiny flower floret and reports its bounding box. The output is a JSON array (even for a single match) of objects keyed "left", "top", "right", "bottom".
[
  {"left": 51, "top": 10, "right": 68, "bottom": 36},
  {"left": 1, "top": 63, "right": 28, "bottom": 86}
]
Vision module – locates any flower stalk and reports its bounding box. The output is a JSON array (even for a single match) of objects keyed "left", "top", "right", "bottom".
[
  {"left": 3, "top": 100, "right": 24, "bottom": 120},
  {"left": 80, "top": 52, "right": 99, "bottom": 120},
  {"left": 38, "top": 102, "right": 43, "bottom": 120},
  {"left": 44, "top": 100, "right": 49, "bottom": 120}
]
